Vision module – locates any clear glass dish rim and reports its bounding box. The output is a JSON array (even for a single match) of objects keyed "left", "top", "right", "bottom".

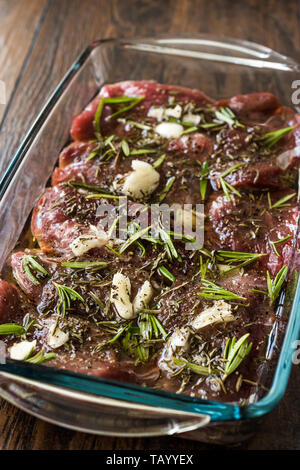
[{"left": 0, "top": 34, "right": 300, "bottom": 423}]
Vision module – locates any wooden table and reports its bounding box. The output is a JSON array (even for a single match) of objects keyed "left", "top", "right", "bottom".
[{"left": 0, "top": 0, "right": 299, "bottom": 450}]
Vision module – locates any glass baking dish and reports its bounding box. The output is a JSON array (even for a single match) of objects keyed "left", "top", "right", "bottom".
[{"left": 0, "top": 35, "right": 300, "bottom": 444}]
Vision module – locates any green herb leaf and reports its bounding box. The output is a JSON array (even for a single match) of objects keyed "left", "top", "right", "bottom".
[
  {"left": 270, "top": 235, "right": 292, "bottom": 257},
  {"left": 53, "top": 282, "right": 86, "bottom": 317},
  {"left": 223, "top": 333, "right": 252, "bottom": 380},
  {"left": 109, "top": 96, "right": 145, "bottom": 119},
  {"left": 26, "top": 350, "right": 56, "bottom": 364},
  {"left": 267, "top": 265, "right": 288, "bottom": 304},
  {"left": 22, "top": 255, "right": 49, "bottom": 286},
  {"left": 215, "top": 107, "right": 244, "bottom": 128},
  {"left": 153, "top": 154, "right": 166, "bottom": 169},
  {"left": 218, "top": 163, "right": 244, "bottom": 201},
  {"left": 200, "top": 161, "right": 209, "bottom": 201},
  {"left": 267, "top": 192, "right": 296, "bottom": 209},
  {"left": 93, "top": 95, "right": 145, "bottom": 139},
  {"left": 216, "top": 250, "right": 266, "bottom": 272},
  {"left": 61, "top": 261, "right": 108, "bottom": 270},
  {"left": 180, "top": 126, "right": 198, "bottom": 136},
  {"left": 158, "top": 265, "right": 175, "bottom": 283},
  {"left": 158, "top": 225, "right": 179, "bottom": 260},
  {"left": 197, "top": 279, "right": 247, "bottom": 301},
  {"left": 261, "top": 125, "right": 296, "bottom": 148},
  {"left": 129, "top": 148, "right": 157, "bottom": 156},
  {"left": 0, "top": 323, "right": 26, "bottom": 336},
  {"left": 172, "top": 357, "right": 213, "bottom": 376},
  {"left": 119, "top": 225, "right": 150, "bottom": 254},
  {"left": 123, "top": 120, "right": 151, "bottom": 131},
  {"left": 121, "top": 139, "right": 130, "bottom": 156},
  {"left": 157, "top": 176, "right": 176, "bottom": 202}
]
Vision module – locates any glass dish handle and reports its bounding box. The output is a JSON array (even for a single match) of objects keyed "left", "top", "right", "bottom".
[
  {"left": 0, "top": 371, "right": 210, "bottom": 436},
  {"left": 122, "top": 35, "right": 300, "bottom": 71}
]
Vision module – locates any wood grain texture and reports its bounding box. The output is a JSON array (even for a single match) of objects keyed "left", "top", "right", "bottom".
[
  {"left": 0, "top": 0, "right": 49, "bottom": 122},
  {"left": 0, "top": 0, "right": 300, "bottom": 450}
]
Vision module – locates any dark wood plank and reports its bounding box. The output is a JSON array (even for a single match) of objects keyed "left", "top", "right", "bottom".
[
  {"left": 0, "top": 0, "right": 48, "bottom": 122},
  {"left": 0, "top": 0, "right": 300, "bottom": 451}
]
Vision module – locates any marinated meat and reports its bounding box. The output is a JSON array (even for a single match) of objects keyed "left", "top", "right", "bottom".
[
  {"left": 0, "top": 280, "right": 23, "bottom": 323},
  {"left": 71, "top": 80, "right": 214, "bottom": 141},
  {"left": 1, "top": 80, "right": 299, "bottom": 404},
  {"left": 206, "top": 188, "right": 299, "bottom": 275}
]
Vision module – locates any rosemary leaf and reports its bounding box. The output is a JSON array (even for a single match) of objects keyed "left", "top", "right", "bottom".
[
  {"left": 93, "top": 95, "right": 145, "bottom": 138},
  {"left": 119, "top": 226, "right": 150, "bottom": 254},
  {"left": 200, "top": 161, "right": 209, "bottom": 200},
  {"left": 223, "top": 333, "right": 252, "bottom": 380},
  {"left": 215, "top": 107, "right": 244, "bottom": 129},
  {"left": 198, "top": 279, "right": 247, "bottom": 301},
  {"left": 172, "top": 357, "right": 213, "bottom": 376},
  {"left": 0, "top": 324, "right": 26, "bottom": 336},
  {"left": 26, "top": 350, "right": 56, "bottom": 364},
  {"left": 158, "top": 265, "right": 175, "bottom": 283},
  {"left": 121, "top": 139, "right": 130, "bottom": 156},
  {"left": 61, "top": 261, "right": 108, "bottom": 270},
  {"left": 22, "top": 255, "right": 49, "bottom": 286},
  {"left": 268, "top": 192, "right": 296, "bottom": 209},
  {"left": 261, "top": 125, "right": 296, "bottom": 148},
  {"left": 53, "top": 282, "right": 85, "bottom": 317},
  {"left": 157, "top": 176, "right": 176, "bottom": 202},
  {"left": 153, "top": 154, "right": 166, "bottom": 169}
]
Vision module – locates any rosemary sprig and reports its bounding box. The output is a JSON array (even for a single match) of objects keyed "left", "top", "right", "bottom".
[
  {"left": 93, "top": 95, "right": 145, "bottom": 139},
  {"left": 97, "top": 323, "right": 131, "bottom": 351},
  {"left": 157, "top": 176, "right": 176, "bottom": 202},
  {"left": 86, "top": 136, "right": 117, "bottom": 161},
  {"left": 86, "top": 144, "right": 102, "bottom": 162},
  {"left": 122, "top": 120, "right": 151, "bottom": 131},
  {"left": 261, "top": 125, "right": 296, "bottom": 148},
  {"left": 267, "top": 192, "right": 296, "bottom": 209},
  {"left": 158, "top": 225, "right": 180, "bottom": 261},
  {"left": 97, "top": 313, "right": 167, "bottom": 362},
  {"left": 252, "top": 265, "right": 288, "bottom": 304},
  {"left": 270, "top": 235, "right": 292, "bottom": 257},
  {"left": 267, "top": 265, "right": 288, "bottom": 304},
  {"left": 53, "top": 282, "right": 85, "bottom": 317},
  {"left": 180, "top": 126, "right": 198, "bottom": 136},
  {"left": 149, "top": 314, "right": 167, "bottom": 339},
  {"left": 119, "top": 225, "right": 150, "bottom": 254},
  {"left": 22, "top": 314, "right": 35, "bottom": 338},
  {"left": 109, "top": 96, "right": 145, "bottom": 119},
  {"left": 137, "top": 313, "right": 167, "bottom": 360},
  {"left": 26, "top": 350, "right": 56, "bottom": 364},
  {"left": 200, "top": 255, "right": 209, "bottom": 278},
  {"left": 197, "top": 279, "right": 247, "bottom": 301},
  {"left": 214, "top": 107, "right": 244, "bottom": 128},
  {"left": 200, "top": 161, "right": 209, "bottom": 200},
  {"left": 65, "top": 180, "right": 112, "bottom": 194},
  {"left": 61, "top": 261, "right": 108, "bottom": 270},
  {"left": 222, "top": 333, "right": 252, "bottom": 380},
  {"left": 85, "top": 193, "right": 120, "bottom": 200},
  {"left": 22, "top": 255, "right": 49, "bottom": 286},
  {"left": 167, "top": 118, "right": 196, "bottom": 128},
  {"left": 129, "top": 148, "right": 157, "bottom": 156},
  {"left": 153, "top": 153, "right": 166, "bottom": 169},
  {"left": 218, "top": 163, "right": 244, "bottom": 201},
  {"left": 216, "top": 250, "right": 266, "bottom": 272},
  {"left": 172, "top": 357, "right": 213, "bottom": 376},
  {"left": 0, "top": 324, "right": 25, "bottom": 336},
  {"left": 199, "top": 122, "right": 223, "bottom": 130}
]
